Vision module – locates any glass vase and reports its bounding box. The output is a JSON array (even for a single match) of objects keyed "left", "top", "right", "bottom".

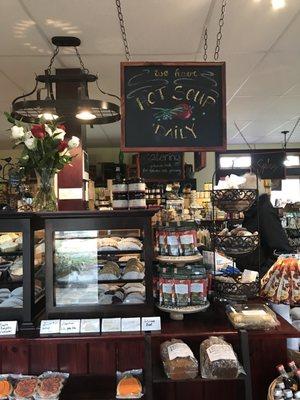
[{"left": 32, "top": 169, "right": 57, "bottom": 212}]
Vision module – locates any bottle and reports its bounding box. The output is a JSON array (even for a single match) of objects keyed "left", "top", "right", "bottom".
[
  {"left": 288, "top": 361, "right": 298, "bottom": 376},
  {"left": 276, "top": 365, "right": 297, "bottom": 390},
  {"left": 296, "top": 369, "right": 300, "bottom": 391}
]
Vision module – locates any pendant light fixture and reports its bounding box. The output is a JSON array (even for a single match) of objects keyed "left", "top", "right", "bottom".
[{"left": 11, "top": 36, "right": 120, "bottom": 125}]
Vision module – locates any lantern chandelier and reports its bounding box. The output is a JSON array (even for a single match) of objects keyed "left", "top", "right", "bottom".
[{"left": 11, "top": 36, "right": 120, "bottom": 125}]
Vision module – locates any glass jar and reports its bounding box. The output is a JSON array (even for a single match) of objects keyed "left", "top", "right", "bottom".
[
  {"left": 112, "top": 178, "right": 128, "bottom": 193},
  {"left": 112, "top": 193, "right": 128, "bottom": 210},
  {"left": 128, "top": 192, "right": 146, "bottom": 209},
  {"left": 128, "top": 178, "right": 146, "bottom": 193}
]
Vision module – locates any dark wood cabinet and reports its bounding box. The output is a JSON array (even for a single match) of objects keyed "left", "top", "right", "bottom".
[{"left": 0, "top": 213, "right": 45, "bottom": 331}]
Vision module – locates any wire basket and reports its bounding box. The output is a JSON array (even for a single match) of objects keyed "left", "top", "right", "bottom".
[
  {"left": 213, "top": 234, "right": 259, "bottom": 256},
  {"left": 214, "top": 279, "right": 259, "bottom": 300},
  {"left": 211, "top": 189, "right": 257, "bottom": 213}
]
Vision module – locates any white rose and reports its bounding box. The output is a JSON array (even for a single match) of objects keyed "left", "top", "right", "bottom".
[
  {"left": 11, "top": 126, "right": 25, "bottom": 139},
  {"left": 68, "top": 136, "right": 80, "bottom": 149},
  {"left": 24, "top": 137, "right": 37, "bottom": 150},
  {"left": 45, "top": 124, "right": 53, "bottom": 136},
  {"left": 52, "top": 128, "right": 66, "bottom": 140}
]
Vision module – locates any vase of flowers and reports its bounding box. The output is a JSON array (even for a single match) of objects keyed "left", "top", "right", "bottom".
[{"left": 7, "top": 114, "right": 80, "bottom": 212}]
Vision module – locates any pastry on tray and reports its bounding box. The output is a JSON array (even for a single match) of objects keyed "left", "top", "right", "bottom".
[
  {"left": 14, "top": 377, "right": 38, "bottom": 399},
  {"left": 0, "top": 379, "right": 12, "bottom": 399},
  {"left": 37, "top": 376, "right": 63, "bottom": 398},
  {"left": 117, "top": 374, "right": 142, "bottom": 398}
]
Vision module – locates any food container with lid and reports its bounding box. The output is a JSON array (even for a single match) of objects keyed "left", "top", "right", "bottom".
[
  {"left": 128, "top": 192, "right": 146, "bottom": 209},
  {"left": 128, "top": 178, "right": 146, "bottom": 193},
  {"left": 112, "top": 193, "right": 128, "bottom": 210}
]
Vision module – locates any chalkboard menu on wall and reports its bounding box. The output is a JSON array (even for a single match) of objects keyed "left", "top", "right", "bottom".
[
  {"left": 121, "top": 62, "right": 226, "bottom": 152},
  {"left": 252, "top": 151, "right": 286, "bottom": 179},
  {"left": 140, "top": 152, "right": 183, "bottom": 181}
]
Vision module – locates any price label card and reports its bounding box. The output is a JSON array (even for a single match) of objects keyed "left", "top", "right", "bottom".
[
  {"left": 60, "top": 319, "right": 80, "bottom": 334},
  {"left": 80, "top": 319, "right": 100, "bottom": 334},
  {"left": 0, "top": 321, "right": 17, "bottom": 336},
  {"left": 40, "top": 320, "right": 60, "bottom": 335},
  {"left": 102, "top": 318, "right": 121, "bottom": 333},
  {"left": 121, "top": 318, "right": 141, "bottom": 332},
  {"left": 141, "top": 317, "right": 161, "bottom": 331}
]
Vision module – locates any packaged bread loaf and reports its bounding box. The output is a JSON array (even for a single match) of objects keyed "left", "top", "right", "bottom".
[
  {"left": 200, "top": 336, "right": 239, "bottom": 379},
  {"left": 160, "top": 339, "right": 198, "bottom": 380}
]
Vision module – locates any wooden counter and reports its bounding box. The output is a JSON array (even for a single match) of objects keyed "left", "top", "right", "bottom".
[{"left": 0, "top": 304, "right": 297, "bottom": 400}]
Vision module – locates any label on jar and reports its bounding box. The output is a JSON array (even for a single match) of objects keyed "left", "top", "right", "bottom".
[
  {"left": 241, "top": 310, "right": 267, "bottom": 316},
  {"left": 180, "top": 234, "right": 194, "bottom": 245},
  {"left": 167, "top": 236, "right": 179, "bottom": 245},
  {"left": 128, "top": 182, "right": 146, "bottom": 192},
  {"left": 112, "top": 184, "right": 127, "bottom": 193},
  {"left": 167, "top": 342, "right": 194, "bottom": 361},
  {"left": 113, "top": 199, "right": 128, "bottom": 209},
  {"left": 191, "top": 282, "right": 204, "bottom": 293},
  {"left": 129, "top": 199, "right": 146, "bottom": 208},
  {"left": 206, "top": 344, "right": 236, "bottom": 362},
  {"left": 175, "top": 283, "right": 188, "bottom": 294},
  {"left": 162, "top": 283, "right": 172, "bottom": 294}
]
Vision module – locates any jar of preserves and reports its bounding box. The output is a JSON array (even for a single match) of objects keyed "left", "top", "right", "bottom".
[
  {"left": 128, "top": 192, "right": 146, "bottom": 209},
  {"left": 112, "top": 193, "right": 128, "bottom": 210},
  {"left": 128, "top": 177, "right": 146, "bottom": 193},
  {"left": 112, "top": 178, "right": 128, "bottom": 193}
]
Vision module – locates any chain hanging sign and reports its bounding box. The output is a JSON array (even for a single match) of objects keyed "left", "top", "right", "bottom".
[{"left": 121, "top": 62, "right": 226, "bottom": 152}]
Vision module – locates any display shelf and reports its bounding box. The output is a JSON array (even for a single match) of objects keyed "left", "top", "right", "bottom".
[
  {"left": 97, "top": 249, "right": 143, "bottom": 255},
  {"left": 152, "top": 364, "right": 245, "bottom": 384},
  {"left": 55, "top": 278, "right": 145, "bottom": 287},
  {"left": 0, "top": 281, "right": 22, "bottom": 289},
  {"left": 61, "top": 376, "right": 116, "bottom": 400},
  {"left": 0, "top": 251, "right": 23, "bottom": 257}
]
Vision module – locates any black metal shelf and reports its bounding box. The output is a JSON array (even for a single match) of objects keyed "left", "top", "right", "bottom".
[
  {"left": 55, "top": 278, "right": 145, "bottom": 287},
  {"left": 0, "top": 250, "right": 23, "bottom": 257}
]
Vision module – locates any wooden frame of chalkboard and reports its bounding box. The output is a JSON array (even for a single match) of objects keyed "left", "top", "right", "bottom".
[
  {"left": 139, "top": 152, "right": 184, "bottom": 182},
  {"left": 121, "top": 62, "right": 226, "bottom": 152},
  {"left": 194, "top": 152, "right": 207, "bottom": 172}
]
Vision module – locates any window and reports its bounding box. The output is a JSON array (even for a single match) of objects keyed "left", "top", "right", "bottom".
[
  {"left": 284, "top": 155, "right": 300, "bottom": 167},
  {"left": 219, "top": 155, "right": 252, "bottom": 169}
]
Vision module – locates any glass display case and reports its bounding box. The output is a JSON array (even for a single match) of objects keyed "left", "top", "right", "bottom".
[
  {"left": 44, "top": 210, "right": 157, "bottom": 318},
  {"left": 0, "top": 212, "right": 45, "bottom": 331}
]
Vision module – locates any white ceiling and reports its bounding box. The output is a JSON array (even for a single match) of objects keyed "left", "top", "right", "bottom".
[{"left": 0, "top": 0, "right": 300, "bottom": 149}]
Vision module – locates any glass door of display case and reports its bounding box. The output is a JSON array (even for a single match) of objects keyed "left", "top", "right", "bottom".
[
  {"left": 44, "top": 210, "right": 156, "bottom": 318},
  {"left": 0, "top": 213, "right": 45, "bottom": 331}
]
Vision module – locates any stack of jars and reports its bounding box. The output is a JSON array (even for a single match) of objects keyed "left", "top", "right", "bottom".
[{"left": 112, "top": 177, "right": 146, "bottom": 210}]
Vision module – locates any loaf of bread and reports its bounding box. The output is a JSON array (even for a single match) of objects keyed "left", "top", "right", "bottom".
[
  {"left": 200, "top": 336, "right": 239, "bottom": 379},
  {"left": 160, "top": 339, "right": 198, "bottom": 380}
]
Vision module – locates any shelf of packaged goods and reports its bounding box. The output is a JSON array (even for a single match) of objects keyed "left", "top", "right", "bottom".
[
  {"left": 152, "top": 364, "right": 245, "bottom": 384},
  {"left": 60, "top": 375, "right": 146, "bottom": 400},
  {"left": 55, "top": 279, "right": 145, "bottom": 287},
  {"left": 0, "top": 251, "right": 23, "bottom": 257}
]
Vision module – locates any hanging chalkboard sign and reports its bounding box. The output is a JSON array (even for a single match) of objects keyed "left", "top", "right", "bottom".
[
  {"left": 252, "top": 151, "right": 286, "bottom": 179},
  {"left": 139, "top": 152, "right": 184, "bottom": 181},
  {"left": 121, "top": 62, "right": 226, "bottom": 152}
]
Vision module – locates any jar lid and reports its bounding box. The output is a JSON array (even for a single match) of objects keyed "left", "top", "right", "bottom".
[
  {"left": 112, "top": 178, "right": 127, "bottom": 185},
  {"left": 128, "top": 177, "right": 145, "bottom": 184}
]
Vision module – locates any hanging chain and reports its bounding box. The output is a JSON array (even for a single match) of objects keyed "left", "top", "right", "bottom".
[
  {"left": 46, "top": 46, "right": 59, "bottom": 75},
  {"left": 115, "top": 0, "right": 131, "bottom": 61},
  {"left": 74, "top": 47, "right": 89, "bottom": 74},
  {"left": 214, "top": 0, "right": 227, "bottom": 61},
  {"left": 203, "top": 28, "right": 208, "bottom": 61}
]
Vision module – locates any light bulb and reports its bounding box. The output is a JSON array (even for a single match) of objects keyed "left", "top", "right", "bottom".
[
  {"left": 75, "top": 110, "right": 96, "bottom": 120},
  {"left": 271, "top": 0, "right": 286, "bottom": 10},
  {"left": 38, "top": 112, "right": 59, "bottom": 121}
]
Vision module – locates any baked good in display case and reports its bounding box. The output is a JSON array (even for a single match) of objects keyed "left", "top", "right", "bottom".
[
  {"left": 260, "top": 255, "right": 300, "bottom": 305},
  {"left": 14, "top": 377, "right": 38, "bottom": 399},
  {"left": 160, "top": 339, "right": 199, "bottom": 380},
  {"left": 0, "top": 378, "right": 13, "bottom": 399}
]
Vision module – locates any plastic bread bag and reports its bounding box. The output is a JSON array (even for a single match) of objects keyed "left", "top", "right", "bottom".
[
  {"left": 200, "top": 336, "right": 239, "bottom": 379},
  {"left": 0, "top": 375, "right": 13, "bottom": 399},
  {"left": 160, "top": 339, "right": 198, "bottom": 380},
  {"left": 35, "top": 372, "right": 69, "bottom": 400},
  {"left": 116, "top": 369, "right": 143, "bottom": 399},
  {"left": 226, "top": 303, "right": 280, "bottom": 330}
]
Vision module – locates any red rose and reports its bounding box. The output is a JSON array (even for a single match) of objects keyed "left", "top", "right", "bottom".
[
  {"left": 57, "top": 140, "right": 68, "bottom": 152},
  {"left": 31, "top": 124, "right": 46, "bottom": 139},
  {"left": 57, "top": 124, "right": 66, "bottom": 131}
]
